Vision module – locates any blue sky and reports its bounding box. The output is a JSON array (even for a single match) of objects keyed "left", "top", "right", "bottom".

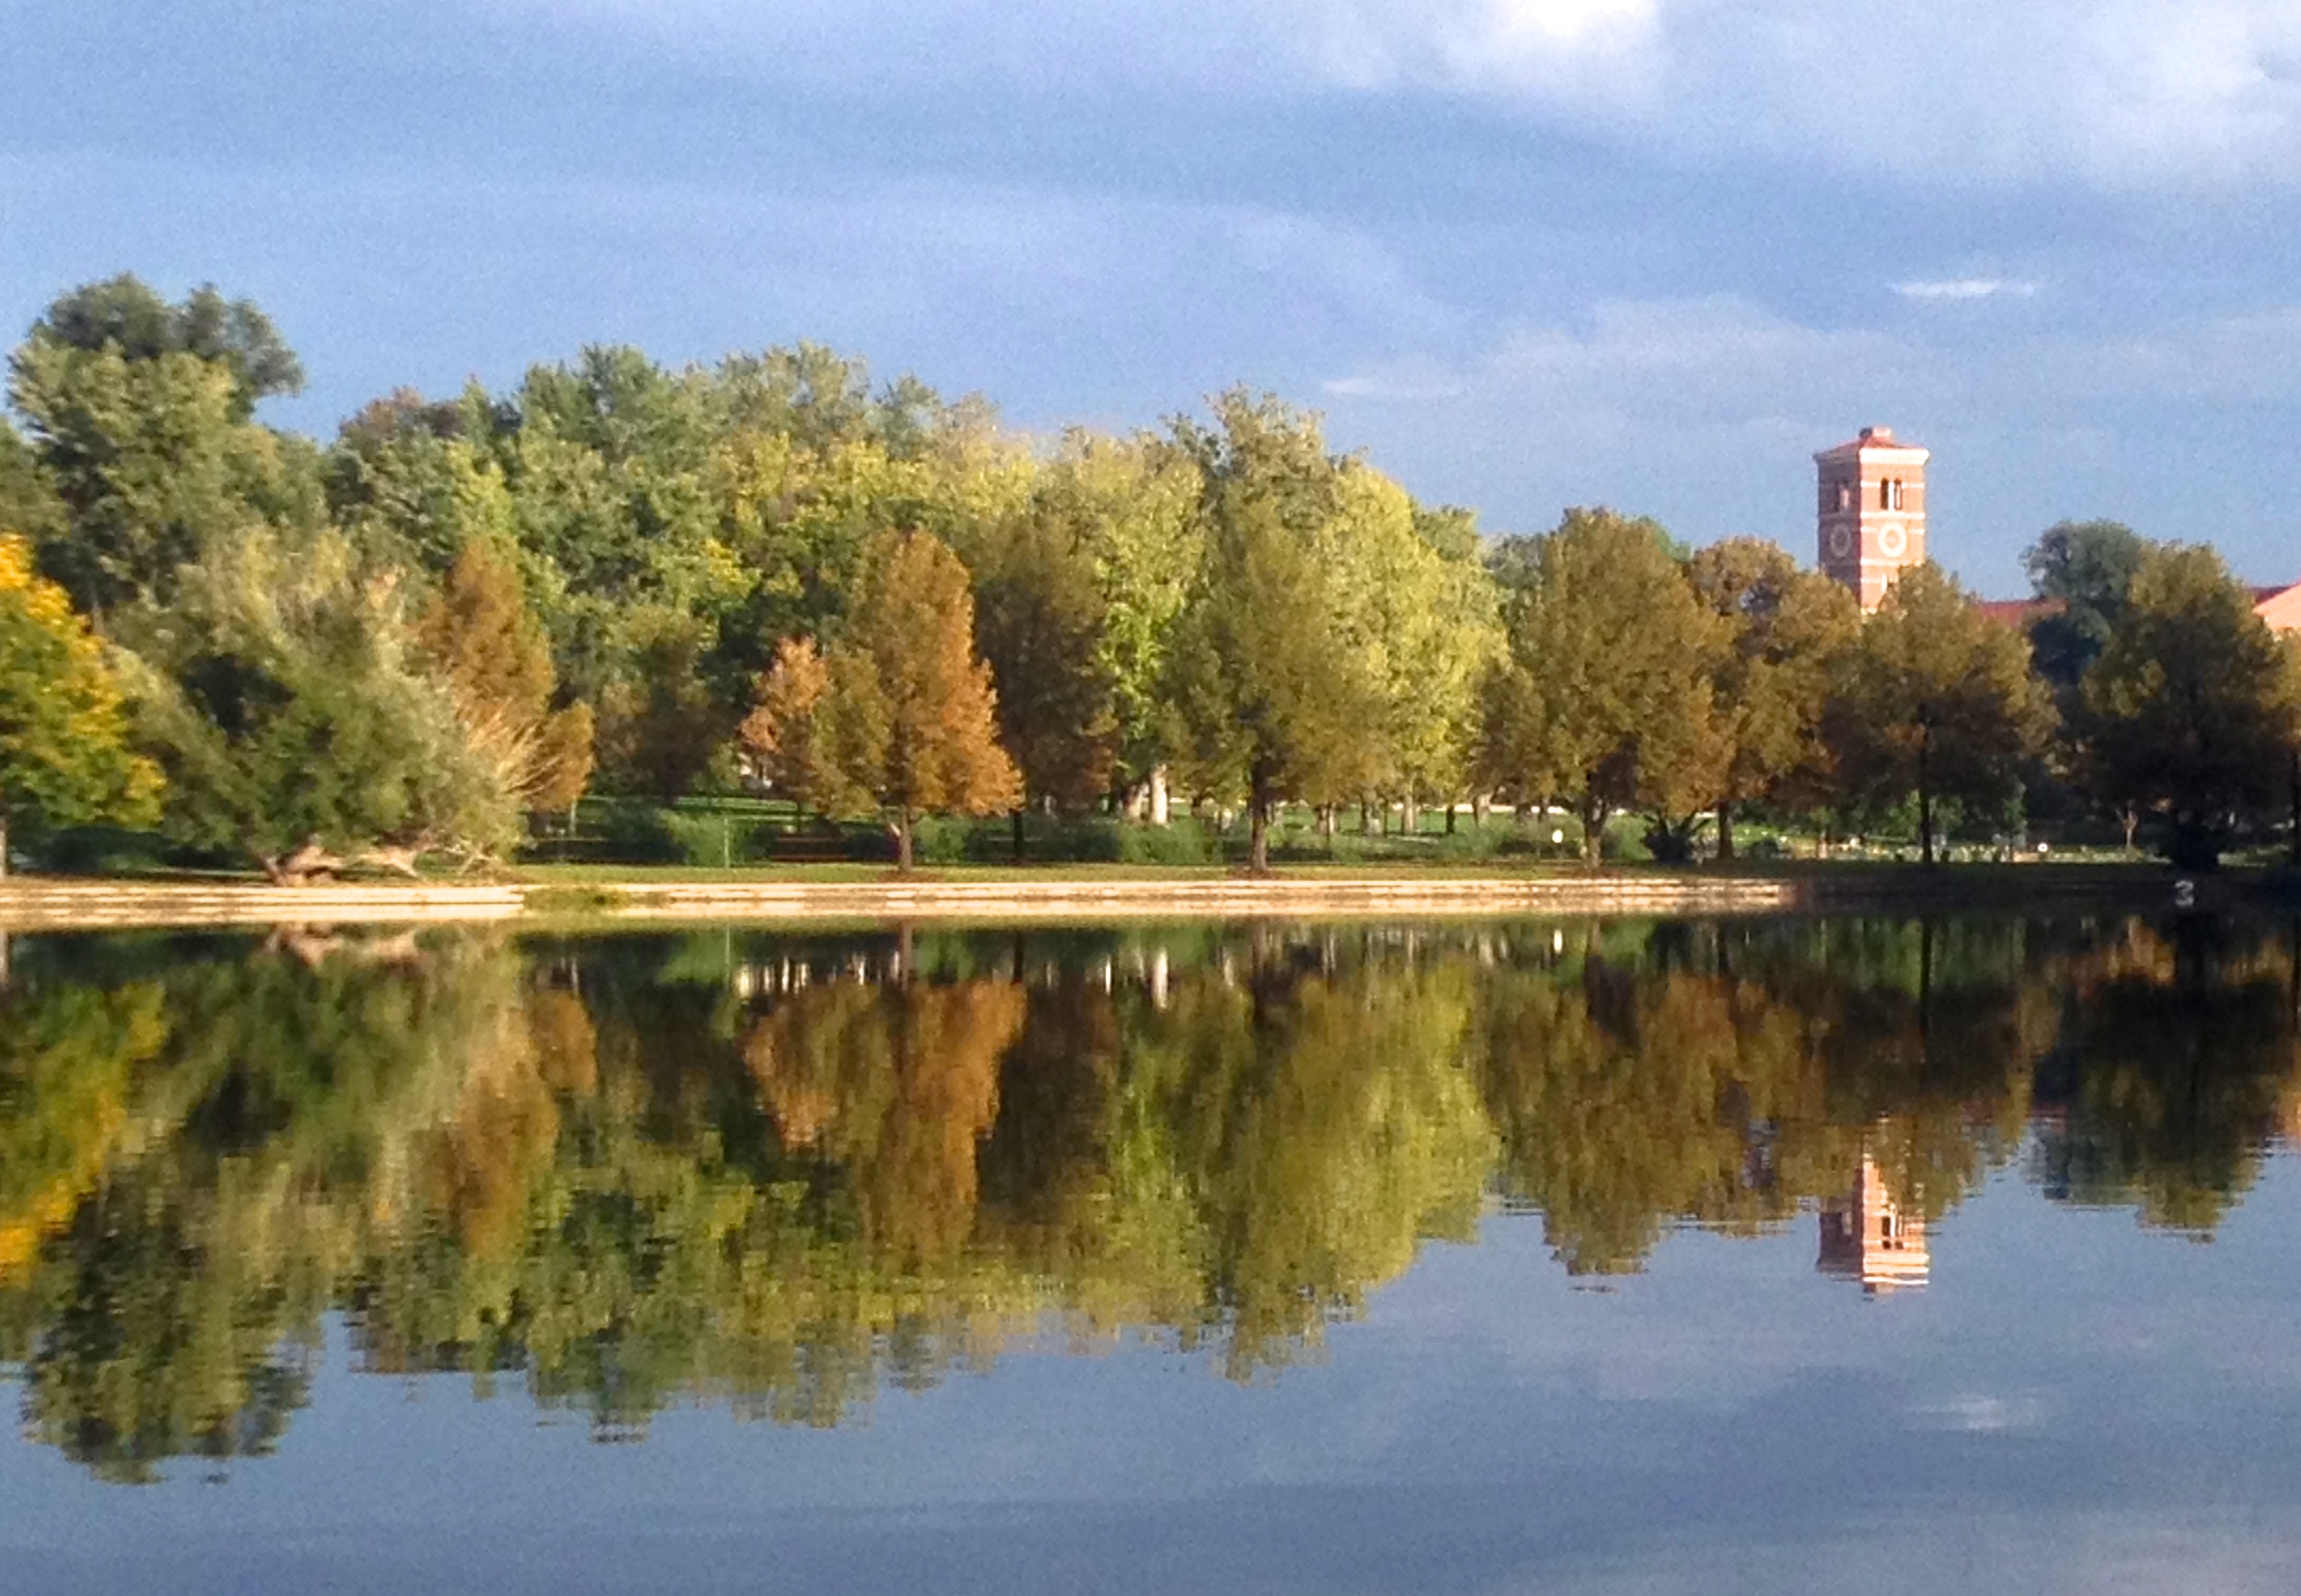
[{"left": 7, "top": 0, "right": 2301, "bottom": 594}]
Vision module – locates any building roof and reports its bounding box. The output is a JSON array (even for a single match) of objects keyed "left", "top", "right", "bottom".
[
  {"left": 1815, "top": 425, "right": 1928, "bottom": 459},
  {"left": 2256, "top": 581, "right": 2301, "bottom": 633},
  {"left": 1973, "top": 586, "right": 2301, "bottom": 634},
  {"left": 1973, "top": 597, "right": 2052, "bottom": 629}
]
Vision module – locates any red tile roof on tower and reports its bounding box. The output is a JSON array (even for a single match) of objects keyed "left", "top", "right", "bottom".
[{"left": 1816, "top": 425, "right": 1925, "bottom": 457}]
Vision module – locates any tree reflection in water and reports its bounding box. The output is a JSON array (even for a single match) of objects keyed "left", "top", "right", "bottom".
[{"left": 2, "top": 914, "right": 2297, "bottom": 1479}]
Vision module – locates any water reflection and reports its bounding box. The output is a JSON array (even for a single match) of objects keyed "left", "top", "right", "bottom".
[{"left": 2, "top": 915, "right": 2298, "bottom": 1481}]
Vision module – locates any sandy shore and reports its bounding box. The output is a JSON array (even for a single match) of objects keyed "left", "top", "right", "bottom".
[{"left": 0, "top": 873, "right": 1799, "bottom": 931}]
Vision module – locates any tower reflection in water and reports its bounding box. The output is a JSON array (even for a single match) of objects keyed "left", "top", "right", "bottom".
[{"left": 1818, "top": 1153, "right": 1931, "bottom": 1294}]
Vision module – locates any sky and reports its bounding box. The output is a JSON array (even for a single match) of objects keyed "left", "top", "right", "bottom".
[{"left": 6, "top": 1, "right": 2301, "bottom": 595}]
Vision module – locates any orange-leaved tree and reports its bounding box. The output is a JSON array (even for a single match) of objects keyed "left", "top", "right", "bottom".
[{"left": 746, "top": 530, "right": 1019, "bottom": 868}]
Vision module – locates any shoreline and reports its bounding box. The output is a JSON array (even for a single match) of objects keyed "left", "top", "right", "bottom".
[{"left": 0, "top": 864, "right": 2242, "bottom": 931}]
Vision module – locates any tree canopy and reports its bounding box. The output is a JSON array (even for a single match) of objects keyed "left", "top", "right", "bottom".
[{"left": 0, "top": 535, "right": 164, "bottom": 872}]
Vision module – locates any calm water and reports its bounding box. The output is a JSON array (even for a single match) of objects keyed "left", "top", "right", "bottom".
[{"left": 5, "top": 915, "right": 2301, "bottom": 1592}]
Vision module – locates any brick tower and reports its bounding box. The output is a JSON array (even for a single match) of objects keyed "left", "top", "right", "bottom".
[{"left": 1815, "top": 425, "right": 1928, "bottom": 611}]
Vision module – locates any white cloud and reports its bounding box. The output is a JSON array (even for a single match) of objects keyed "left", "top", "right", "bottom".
[
  {"left": 485, "top": 0, "right": 2301, "bottom": 188},
  {"left": 1894, "top": 280, "right": 2042, "bottom": 302}
]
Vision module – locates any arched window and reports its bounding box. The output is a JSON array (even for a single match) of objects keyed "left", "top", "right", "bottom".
[
  {"left": 1835, "top": 482, "right": 1851, "bottom": 512},
  {"left": 1879, "top": 479, "right": 1891, "bottom": 510}
]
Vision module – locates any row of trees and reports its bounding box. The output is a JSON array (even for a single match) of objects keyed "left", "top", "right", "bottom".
[
  {"left": 5, "top": 916, "right": 2295, "bottom": 1477},
  {"left": 3, "top": 273, "right": 2297, "bottom": 873}
]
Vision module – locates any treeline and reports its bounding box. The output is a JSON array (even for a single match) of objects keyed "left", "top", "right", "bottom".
[
  {"left": 3, "top": 275, "right": 2297, "bottom": 874},
  {"left": 3, "top": 917, "right": 2295, "bottom": 1479}
]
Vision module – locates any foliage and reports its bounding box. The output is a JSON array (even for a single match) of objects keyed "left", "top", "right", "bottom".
[
  {"left": 1162, "top": 392, "right": 1384, "bottom": 870},
  {"left": 125, "top": 532, "right": 515, "bottom": 876},
  {"left": 799, "top": 530, "right": 1022, "bottom": 866},
  {"left": 8, "top": 278, "right": 317, "bottom": 617},
  {"left": 1688, "top": 538, "right": 1860, "bottom": 854},
  {"left": 1823, "top": 563, "right": 2054, "bottom": 862},
  {"left": 1477, "top": 508, "right": 1729, "bottom": 862},
  {"left": 0, "top": 535, "right": 165, "bottom": 868},
  {"left": 416, "top": 538, "right": 595, "bottom": 815},
  {"left": 2078, "top": 543, "right": 2301, "bottom": 867},
  {"left": 2024, "top": 519, "right": 2149, "bottom": 692}
]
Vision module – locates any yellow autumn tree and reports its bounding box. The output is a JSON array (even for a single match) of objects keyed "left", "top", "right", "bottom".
[{"left": 0, "top": 533, "right": 164, "bottom": 873}]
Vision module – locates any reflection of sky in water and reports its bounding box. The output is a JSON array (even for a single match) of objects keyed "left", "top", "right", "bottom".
[{"left": 6, "top": 1150, "right": 2301, "bottom": 1595}]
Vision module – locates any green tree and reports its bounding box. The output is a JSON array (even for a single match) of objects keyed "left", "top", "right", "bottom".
[
  {"left": 1476, "top": 509, "right": 1728, "bottom": 862},
  {"left": 595, "top": 607, "right": 723, "bottom": 802},
  {"left": 1324, "top": 467, "right": 1499, "bottom": 833},
  {"left": 1689, "top": 538, "right": 1861, "bottom": 858},
  {"left": 1824, "top": 563, "right": 2054, "bottom": 862},
  {"left": 8, "top": 278, "right": 318, "bottom": 616},
  {"left": 29, "top": 274, "right": 302, "bottom": 418},
  {"left": 1162, "top": 393, "right": 1383, "bottom": 870},
  {"left": 2024, "top": 520, "right": 2149, "bottom": 693},
  {"left": 0, "top": 537, "right": 163, "bottom": 873},
  {"left": 2078, "top": 543, "right": 2301, "bottom": 868},
  {"left": 128, "top": 532, "right": 514, "bottom": 880},
  {"left": 965, "top": 470, "right": 1121, "bottom": 826},
  {"left": 0, "top": 422, "right": 64, "bottom": 547}
]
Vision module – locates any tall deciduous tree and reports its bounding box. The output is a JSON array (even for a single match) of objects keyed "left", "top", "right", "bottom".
[
  {"left": 1689, "top": 538, "right": 1861, "bottom": 858},
  {"left": 1475, "top": 509, "right": 1728, "bottom": 863},
  {"left": 595, "top": 607, "right": 723, "bottom": 802},
  {"left": 2078, "top": 544, "right": 2301, "bottom": 868},
  {"left": 801, "top": 530, "right": 1020, "bottom": 868},
  {"left": 415, "top": 540, "right": 595, "bottom": 815},
  {"left": 1323, "top": 467, "right": 1499, "bottom": 833},
  {"left": 8, "top": 278, "right": 318, "bottom": 617},
  {"left": 1824, "top": 563, "right": 2054, "bottom": 862},
  {"left": 1162, "top": 392, "right": 1383, "bottom": 870},
  {"left": 2023, "top": 520, "right": 2149, "bottom": 693},
  {"left": 0, "top": 535, "right": 164, "bottom": 874},
  {"left": 965, "top": 475, "right": 1120, "bottom": 824}
]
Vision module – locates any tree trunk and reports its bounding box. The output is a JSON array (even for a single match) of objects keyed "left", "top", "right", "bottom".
[
  {"left": 1716, "top": 801, "right": 1735, "bottom": 862},
  {"left": 1472, "top": 793, "right": 1489, "bottom": 830},
  {"left": 896, "top": 809, "right": 916, "bottom": 872},
  {"left": 1249, "top": 769, "right": 1271, "bottom": 873},
  {"left": 1916, "top": 729, "right": 1935, "bottom": 866},
  {"left": 1012, "top": 806, "right": 1026, "bottom": 863},
  {"left": 1150, "top": 765, "right": 1171, "bottom": 827},
  {"left": 1404, "top": 794, "right": 1420, "bottom": 836},
  {"left": 2122, "top": 804, "right": 2139, "bottom": 855},
  {"left": 1359, "top": 798, "right": 1375, "bottom": 836},
  {"left": 1580, "top": 798, "right": 1607, "bottom": 866},
  {"left": 2289, "top": 753, "right": 2299, "bottom": 866},
  {"left": 0, "top": 809, "right": 8, "bottom": 879},
  {"left": 1318, "top": 804, "right": 1336, "bottom": 848},
  {"left": 1445, "top": 801, "right": 1458, "bottom": 836}
]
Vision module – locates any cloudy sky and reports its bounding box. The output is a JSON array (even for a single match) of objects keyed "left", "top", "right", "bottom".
[{"left": 7, "top": 0, "right": 2301, "bottom": 593}]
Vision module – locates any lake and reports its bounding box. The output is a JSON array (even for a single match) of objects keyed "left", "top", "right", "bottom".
[{"left": 4, "top": 915, "right": 2300, "bottom": 1593}]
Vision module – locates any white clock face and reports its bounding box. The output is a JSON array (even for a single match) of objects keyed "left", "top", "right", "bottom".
[
  {"left": 1828, "top": 524, "right": 1852, "bottom": 559},
  {"left": 1879, "top": 524, "right": 1907, "bottom": 558}
]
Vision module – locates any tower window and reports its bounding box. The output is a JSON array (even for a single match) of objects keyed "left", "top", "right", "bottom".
[
  {"left": 1835, "top": 482, "right": 1851, "bottom": 512},
  {"left": 1879, "top": 480, "right": 1891, "bottom": 511}
]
